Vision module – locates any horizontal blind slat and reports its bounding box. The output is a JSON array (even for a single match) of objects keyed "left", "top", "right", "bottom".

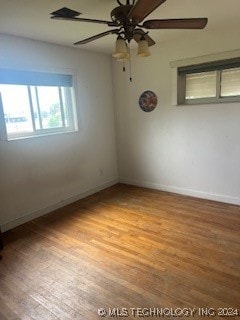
[{"left": 0, "top": 69, "right": 72, "bottom": 87}]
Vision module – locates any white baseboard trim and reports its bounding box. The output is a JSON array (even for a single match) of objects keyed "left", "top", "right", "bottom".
[
  {"left": 120, "top": 177, "right": 240, "bottom": 206},
  {"left": 1, "top": 178, "right": 118, "bottom": 232},
  {"left": 2, "top": 177, "right": 239, "bottom": 232}
]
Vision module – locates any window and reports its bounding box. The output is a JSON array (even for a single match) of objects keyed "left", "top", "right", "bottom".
[
  {"left": 177, "top": 58, "right": 240, "bottom": 105},
  {"left": 0, "top": 69, "right": 77, "bottom": 140}
]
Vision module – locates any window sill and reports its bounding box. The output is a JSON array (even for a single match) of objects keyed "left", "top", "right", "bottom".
[
  {"left": 5, "top": 128, "right": 78, "bottom": 142},
  {"left": 177, "top": 96, "right": 240, "bottom": 106}
]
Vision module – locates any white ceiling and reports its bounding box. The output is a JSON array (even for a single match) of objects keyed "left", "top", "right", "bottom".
[{"left": 0, "top": 0, "right": 240, "bottom": 54}]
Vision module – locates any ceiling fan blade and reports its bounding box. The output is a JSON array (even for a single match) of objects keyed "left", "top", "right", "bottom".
[
  {"left": 143, "top": 18, "right": 208, "bottom": 29},
  {"left": 51, "top": 16, "right": 117, "bottom": 26},
  {"left": 128, "top": 0, "right": 166, "bottom": 24},
  {"left": 133, "top": 29, "right": 155, "bottom": 46},
  {"left": 51, "top": 7, "right": 117, "bottom": 26},
  {"left": 51, "top": 7, "right": 80, "bottom": 18},
  {"left": 74, "top": 29, "right": 119, "bottom": 45}
]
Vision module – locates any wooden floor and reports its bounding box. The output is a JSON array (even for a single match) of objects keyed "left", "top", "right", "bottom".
[{"left": 0, "top": 184, "right": 240, "bottom": 319}]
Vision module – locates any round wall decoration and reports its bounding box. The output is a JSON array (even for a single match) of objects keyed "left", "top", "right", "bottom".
[{"left": 139, "top": 90, "right": 157, "bottom": 112}]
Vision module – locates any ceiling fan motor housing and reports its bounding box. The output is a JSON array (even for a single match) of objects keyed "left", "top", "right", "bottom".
[
  {"left": 111, "top": 5, "right": 133, "bottom": 24},
  {"left": 111, "top": 4, "right": 138, "bottom": 42}
]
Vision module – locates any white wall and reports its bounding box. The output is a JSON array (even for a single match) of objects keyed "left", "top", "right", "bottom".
[
  {"left": 1, "top": 28, "right": 240, "bottom": 232},
  {"left": 0, "top": 34, "right": 118, "bottom": 231},
  {"left": 112, "top": 29, "right": 240, "bottom": 205}
]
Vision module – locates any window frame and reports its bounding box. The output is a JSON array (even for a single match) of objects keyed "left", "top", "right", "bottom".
[
  {"left": 177, "top": 57, "right": 240, "bottom": 105},
  {"left": 0, "top": 68, "right": 78, "bottom": 141}
]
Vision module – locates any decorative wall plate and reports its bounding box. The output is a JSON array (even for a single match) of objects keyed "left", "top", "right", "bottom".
[{"left": 139, "top": 90, "right": 157, "bottom": 112}]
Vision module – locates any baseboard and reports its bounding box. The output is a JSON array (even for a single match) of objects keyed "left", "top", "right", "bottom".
[
  {"left": 3, "top": 177, "right": 239, "bottom": 232},
  {"left": 1, "top": 178, "right": 118, "bottom": 232},
  {"left": 120, "top": 177, "right": 240, "bottom": 206}
]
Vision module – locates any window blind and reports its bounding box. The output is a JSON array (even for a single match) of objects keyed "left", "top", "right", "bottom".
[
  {"left": 221, "top": 67, "right": 240, "bottom": 97},
  {"left": 178, "top": 57, "right": 240, "bottom": 75},
  {"left": 0, "top": 69, "right": 72, "bottom": 87},
  {"left": 185, "top": 71, "right": 217, "bottom": 100}
]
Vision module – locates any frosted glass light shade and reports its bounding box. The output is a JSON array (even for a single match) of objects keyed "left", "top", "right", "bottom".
[
  {"left": 112, "top": 37, "right": 129, "bottom": 59},
  {"left": 137, "top": 38, "right": 151, "bottom": 57},
  {"left": 117, "top": 54, "right": 130, "bottom": 61}
]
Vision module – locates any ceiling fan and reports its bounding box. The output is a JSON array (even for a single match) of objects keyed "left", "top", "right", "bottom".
[
  {"left": 51, "top": 0, "right": 207, "bottom": 81},
  {"left": 50, "top": 0, "right": 208, "bottom": 47}
]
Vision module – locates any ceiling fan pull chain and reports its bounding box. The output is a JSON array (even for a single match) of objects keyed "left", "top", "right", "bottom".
[
  {"left": 123, "top": 60, "right": 126, "bottom": 72},
  {"left": 129, "top": 59, "right": 132, "bottom": 82},
  {"left": 128, "top": 42, "right": 133, "bottom": 82}
]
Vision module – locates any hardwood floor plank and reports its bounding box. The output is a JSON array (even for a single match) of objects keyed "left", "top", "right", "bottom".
[{"left": 1, "top": 184, "right": 240, "bottom": 319}]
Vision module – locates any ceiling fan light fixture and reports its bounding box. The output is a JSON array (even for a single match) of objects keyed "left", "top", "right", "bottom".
[
  {"left": 112, "top": 36, "right": 130, "bottom": 59},
  {"left": 117, "top": 53, "right": 130, "bottom": 61},
  {"left": 137, "top": 35, "right": 151, "bottom": 57}
]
